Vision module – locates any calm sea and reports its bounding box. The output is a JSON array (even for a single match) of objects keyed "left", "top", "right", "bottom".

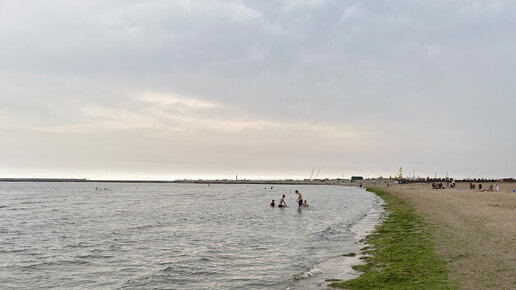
[{"left": 0, "top": 182, "right": 383, "bottom": 289}]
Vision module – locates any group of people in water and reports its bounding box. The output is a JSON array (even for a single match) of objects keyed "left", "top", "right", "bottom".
[{"left": 270, "top": 190, "right": 308, "bottom": 208}]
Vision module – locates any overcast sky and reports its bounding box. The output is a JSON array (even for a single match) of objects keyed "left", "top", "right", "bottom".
[{"left": 1, "top": 0, "right": 515, "bottom": 180}]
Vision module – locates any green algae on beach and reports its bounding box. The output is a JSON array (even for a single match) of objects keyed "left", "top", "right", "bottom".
[{"left": 331, "top": 187, "right": 458, "bottom": 289}]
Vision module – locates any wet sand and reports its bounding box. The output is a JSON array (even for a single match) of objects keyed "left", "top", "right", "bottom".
[{"left": 386, "top": 182, "right": 516, "bottom": 289}]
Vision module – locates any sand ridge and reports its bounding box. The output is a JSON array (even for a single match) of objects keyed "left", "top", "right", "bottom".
[{"left": 385, "top": 182, "right": 516, "bottom": 289}]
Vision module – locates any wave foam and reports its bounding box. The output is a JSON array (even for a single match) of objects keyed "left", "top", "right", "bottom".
[{"left": 293, "top": 265, "right": 323, "bottom": 280}]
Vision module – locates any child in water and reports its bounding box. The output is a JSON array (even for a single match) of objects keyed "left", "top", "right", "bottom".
[
  {"left": 302, "top": 200, "right": 308, "bottom": 207},
  {"left": 270, "top": 200, "right": 275, "bottom": 207}
]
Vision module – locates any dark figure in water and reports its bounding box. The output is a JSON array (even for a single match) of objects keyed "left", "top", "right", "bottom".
[{"left": 270, "top": 200, "right": 275, "bottom": 207}]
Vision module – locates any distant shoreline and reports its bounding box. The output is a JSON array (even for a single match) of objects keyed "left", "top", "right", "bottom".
[
  {"left": 0, "top": 178, "right": 366, "bottom": 185},
  {"left": 0, "top": 177, "right": 510, "bottom": 185}
]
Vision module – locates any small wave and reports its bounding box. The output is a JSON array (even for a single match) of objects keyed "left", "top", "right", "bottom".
[
  {"left": 76, "top": 254, "right": 113, "bottom": 259},
  {"left": 318, "top": 225, "right": 339, "bottom": 240},
  {"left": 129, "top": 224, "right": 158, "bottom": 231},
  {"left": 321, "top": 225, "right": 336, "bottom": 233},
  {"left": 20, "top": 201, "right": 45, "bottom": 205},
  {"left": 21, "top": 259, "right": 91, "bottom": 270},
  {"left": 293, "top": 265, "right": 323, "bottom": 280},
  {"left": 6, "top": 207, "right": 28, "bottom": 211}
]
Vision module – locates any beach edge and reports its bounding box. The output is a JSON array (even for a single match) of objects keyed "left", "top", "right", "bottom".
[{"left": 330, "top": 187, "right": 458, "bottom": 289}]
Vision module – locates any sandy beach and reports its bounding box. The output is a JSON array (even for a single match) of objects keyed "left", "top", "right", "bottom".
[{"left": 385, "top": 182, "right": 516, "bottom": 289}]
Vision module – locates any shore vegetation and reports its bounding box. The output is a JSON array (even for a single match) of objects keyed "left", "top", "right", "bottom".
[{"left": 331, "top": 187, "right": 458, "bottom": 289}]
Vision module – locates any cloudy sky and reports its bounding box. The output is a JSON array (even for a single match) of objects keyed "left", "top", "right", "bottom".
[{"left": 1, "top": 0, "right": 515, "bottom": 180}]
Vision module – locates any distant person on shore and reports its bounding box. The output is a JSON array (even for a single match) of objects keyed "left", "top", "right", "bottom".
[
  {"left": 302, "top": 200, "right": 308, "bottom": 207},
  {"left": 295, "top": 190, "right": 303, "bottom": 208},
  {"left": 270, "top": 200, "right": 275, "bottom": 207},
  {"left": 495, "top": 185, "right": 500, "bottom": 192},
  {"left": 479, "top": 184, "right": 483, "bottom": 191},
  {"left": 279, "top": 195, "right": 287, "bottom": 207},
  {"left": 488, "top": 185, "right": 494, "bottom": 192}
]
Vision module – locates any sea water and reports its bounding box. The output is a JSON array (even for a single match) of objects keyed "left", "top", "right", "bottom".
[{"left": 0, "top": 182, "right": 383, "bottom": 289}]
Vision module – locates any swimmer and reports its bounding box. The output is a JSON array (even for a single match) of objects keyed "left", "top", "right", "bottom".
[
  {"left": 302, "top": 200, "right": 308, "bottom": 207},
  {"left": 270, "top": 199, "right": 275, "bottom": 207},
  {"left": 278, "top": 195, "right": 287, "bottom": 207}
]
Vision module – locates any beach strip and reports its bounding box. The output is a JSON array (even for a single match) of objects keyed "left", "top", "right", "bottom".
[
  {"left": 387, "top": 182, "right": 516, "bottom": 289},
  {"left": 331, "top": 187, "right": 457, "bottom": 289}
]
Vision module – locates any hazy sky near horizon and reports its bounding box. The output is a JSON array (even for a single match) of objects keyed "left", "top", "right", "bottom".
[{"left": 1, "top": 0, "right": 515, "bottom": 180}]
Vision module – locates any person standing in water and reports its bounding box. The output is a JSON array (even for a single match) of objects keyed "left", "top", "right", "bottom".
[
  {"left": 278, "top": 195, "right": 287, "bottom": 207},
  {"left": 295, "top": 190, "right": 303, "bottom": 208}
]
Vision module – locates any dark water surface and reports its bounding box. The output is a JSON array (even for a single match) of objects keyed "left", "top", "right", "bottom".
[{"left": 0, "top": 182, "right": 383, "bottom": 289}]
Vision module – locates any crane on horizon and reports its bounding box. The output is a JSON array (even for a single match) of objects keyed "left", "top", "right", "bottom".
[{"left": 395, "top": 167, "right": 403, "bottom": 180}]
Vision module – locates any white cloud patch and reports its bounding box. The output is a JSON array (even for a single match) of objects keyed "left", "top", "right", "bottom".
[
  {"left": 140, "top": 93, "right": 219, "bottom": 109},
  {"left": 34, "top": 105, "right": 164, "bottom": 133}
]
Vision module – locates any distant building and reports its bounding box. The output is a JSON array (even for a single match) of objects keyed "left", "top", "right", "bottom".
[{"left": 351, "top": 176, "right": 363, "bottom": 181}]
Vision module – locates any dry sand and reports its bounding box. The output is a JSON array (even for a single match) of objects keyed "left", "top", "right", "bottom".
[{"left": 384, "top": 182, "right": 516, "bottom": 289}]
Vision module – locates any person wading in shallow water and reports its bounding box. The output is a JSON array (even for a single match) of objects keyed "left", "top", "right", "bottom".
[
  {"left": 295, "top": 190, "right": 303, "bottom": 208},
  {"left": 278, "top": 195, "right": 287, "bottom": 207}
]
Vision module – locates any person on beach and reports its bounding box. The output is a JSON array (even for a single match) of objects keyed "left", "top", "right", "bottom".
[
  {"left": 278, "top": 195, "right": 287, "bottom": 207},
  {"left": 488, "top": 185, "right": 494, "bottom": 192},
  {"left": 270, "top": 200, "right": 275, "bottom": 207},
  {"left": 295, "top": 190, "right": 303, "bottom": 208},
  {"left": 302, "top": 200, "right": 308, "bottom": 207}
]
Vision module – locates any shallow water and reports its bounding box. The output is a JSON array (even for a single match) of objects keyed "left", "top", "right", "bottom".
[{"left": 0, "top": 182, "right": 383, "bottom": 289}]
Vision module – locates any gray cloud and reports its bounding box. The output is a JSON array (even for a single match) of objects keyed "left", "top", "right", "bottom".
[{"left": 1, "top": 0, "right": 515, "bottom": 179}]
